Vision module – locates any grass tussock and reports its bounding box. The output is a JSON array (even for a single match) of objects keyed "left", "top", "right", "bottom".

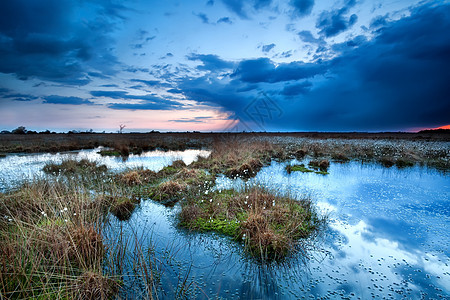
[
  {"left": 141, "top": 160, "right": 215, "bottom": 206},
  {"left": 179, "top": 186, "right": 324, "bottom": 261},
  {"left": 308, "top": 159, "right": 330, "bottom": 171},
  {"left": 191, "top": 140, "right": 274, "bottom": 178},
  {"left": 117, "top": 169, "right": 157, "bottom": 186},
  {"left": 149, "top": 180, "right": 188, "bottom": 203},
  {"left": 110, "top": 196, "right": 138, "bottom": 221},
  {"left": 43, "top": 159, "right": 107, "bottom": 175},
  {"left": 0, "top": 176, "right": 120, "bottom": 299}
]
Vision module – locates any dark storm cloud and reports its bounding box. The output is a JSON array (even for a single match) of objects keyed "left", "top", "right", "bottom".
[
  {"left": 44, "top": 95, "right": 94, "bottom": 105},
  {"left": 290, "top": 0, "right": 315, "bottom": 18},
  {"left": 177, "top": 3, "right": 450, "bottom": 131},
  {"left": 331, "top": 35, "right": 367, "bottom": 53},
  {"left": 369, "top": 15, "right": 388, "bottom": 29},
  {"left": 0, "top": 0, "right": 123, "bottom": 85},
  {"left": 280, "top": 81, "right": 312, "bottom": 96},
  {"left": 232, "top": 58, "right": 327, "bottom": 83},
  {"left": 177, "top": 76, "right": 251, "bottom": 115},
  {"left": 187, "top": 54, "right": 235, "bottom": 71},
  {"left": 278, "top": 3, "right": 450, "bottom": 131},
  {"left": 316, "top": 0, "right": 358, "bottom": 37},
  {"left": 261, "top": 43, "right": 276, "bottom": 53}
]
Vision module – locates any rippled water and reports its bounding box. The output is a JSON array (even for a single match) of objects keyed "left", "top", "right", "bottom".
[{"left": 1, "top": 151, "right": 449, "bottom": 299}]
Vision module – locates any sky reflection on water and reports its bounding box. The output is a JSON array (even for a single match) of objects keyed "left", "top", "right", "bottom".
[
  {"left": 215, "top": 160, "right": 450, "bottom": 298},
  {"left": 106, "top": 159, "right": 449, "bottom": 299}
]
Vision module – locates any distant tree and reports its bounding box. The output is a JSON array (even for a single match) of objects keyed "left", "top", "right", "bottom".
[
  {"left": 12, "top": 126, "right": 27, "bottom": 134},
  {"left": 119, "top": 124, "right": 126, "bottom": 134}
]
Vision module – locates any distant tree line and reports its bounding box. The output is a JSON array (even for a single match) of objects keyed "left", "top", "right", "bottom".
[{"left": 0, "top": 126, "right": 162, "bottom": 134}]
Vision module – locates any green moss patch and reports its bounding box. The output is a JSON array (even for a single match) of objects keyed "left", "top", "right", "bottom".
[{"left": 285, "top": 164, "right": 329, "bottom": 175}]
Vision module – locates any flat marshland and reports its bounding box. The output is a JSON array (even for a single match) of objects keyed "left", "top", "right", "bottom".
[{"left": 0, "top": 132, "right": 449, "bottom": 299}]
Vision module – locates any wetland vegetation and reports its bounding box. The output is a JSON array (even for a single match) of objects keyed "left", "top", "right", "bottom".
[{"left": 0, "top": 132, "right": 448, "bottom": 298}]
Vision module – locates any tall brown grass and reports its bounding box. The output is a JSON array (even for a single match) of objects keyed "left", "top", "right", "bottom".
[{"left": 0, "top": 176, "right": 120, "bottom": 299}]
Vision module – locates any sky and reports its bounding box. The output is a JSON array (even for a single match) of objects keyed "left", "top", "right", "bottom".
[{"left": 0, "top": 0, "right": 449, "bottom": 132}]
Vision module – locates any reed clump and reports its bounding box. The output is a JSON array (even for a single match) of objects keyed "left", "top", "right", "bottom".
[{"left": 0, "top": 176, "right": 120, "bottom": 299}]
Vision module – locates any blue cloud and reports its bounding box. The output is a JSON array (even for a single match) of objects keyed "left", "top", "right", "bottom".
[
  {"left": 298, "top": 30, "right": 325, "bottom": 46},
  {"left": 290, "top": 0, "right": 314, "bottom": 18},
  {"left": 169, "top": 116, "right": 214, "bottom": 123},
  {"left": 221, "top": 0, "right": 247, "bottom": 18},
  {"left": 107, "top": 101, "right": 180, "bottom": 110},
  {"left": 280, "top": 81, "right": 312, "bottom": 96},
  {"left": 232, "top": 58, "right": 327, "bottom": 83},
  {"left": 217, "top": 17, "right": 233, "bottom": 24},
  {"left": 2, "top": 92, "right": 39, "bottom": 102},
  {"left": 91, "top": 91, "right": 128, "bottom": 99},
  {"left": 220, "top": 0, "right": 272, "bottom": 18},
  {"left": 195, "top": 12, "right": 210, "bottom": 24},
  {"left": 91, "top": 90, "right": 183, "bottom": 110},
  {"left": 261, "top": 43, "right": 276, "bottom": 53},
  {"left": 167, "top": 88, "right": 183, "bottom": 94},
  {"left": 0, "top": 0, "right": 123, "bottom": 85},
  {"left": 187, "top": 53, "right": 235, "bottom": 71},
  {"left": 130, "top": 79, "right": 171, "bottom": 88},
  {"left": 316, "top": 0, "right": 358, "bottom": 37},
  {"left": 44, "top": 95, "right": 93, "bottom": 105},
  {"left": 370, "top": 15, "right": 388, "bottom": 29},
  {"left": 253, "top": 0, "right": 272, "bottom": 10},
  {"left": 176, "top": 3, "right": 450, "bottom": 131}
]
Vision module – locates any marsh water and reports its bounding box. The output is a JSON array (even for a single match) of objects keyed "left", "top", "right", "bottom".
[
  {"left": 0, "top": 150, "right": 449, "bottom": 299},
  {"left": 0, "top": 147, "right": 209, "bottom": 192}
]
